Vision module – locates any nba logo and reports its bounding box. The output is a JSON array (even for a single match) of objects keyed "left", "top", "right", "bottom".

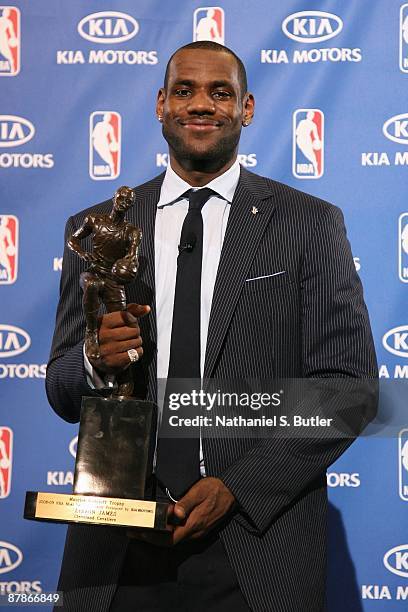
[
  {"left": 399, "top": 428, "right": 408, "bottom": 501},
  {"left": 0, "top": 427, "right": 12, "bottom": 499},
  {"left": 193, "top": 7, "right": 225, "bottom": 44},
  {"left": 0, "top": 6, "right": 20, "bottom": 76},
  {"left": 293, "top": 109, "right": 324, "bottom": 179},
  {"left": 0, "top": 214, "right": 18, "bottom": 284},
  {"left": 89, "top": 111, "right": 121, "bottom": 181},
  {"left": 399, "top": 213, "right": 408, "bottom": 282},
  {"left": 400, "top": 4, "right": 408, "bottom": 72}
]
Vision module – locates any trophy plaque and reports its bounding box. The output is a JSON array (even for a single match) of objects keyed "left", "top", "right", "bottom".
[{"left": 25, "top": 186, "right": 168, "bottom": 531}]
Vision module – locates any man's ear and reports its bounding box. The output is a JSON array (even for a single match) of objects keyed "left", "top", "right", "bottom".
[
  {"left": 242, "top": 92, "right": 255, "bottom": 126},
  {"left": 156, "top": 88, "right": 166, "bottom": 121}
]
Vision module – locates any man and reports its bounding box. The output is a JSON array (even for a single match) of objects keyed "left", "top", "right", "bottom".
[{"left": 46, "top": 42, "right": 377, "bottom": 612}]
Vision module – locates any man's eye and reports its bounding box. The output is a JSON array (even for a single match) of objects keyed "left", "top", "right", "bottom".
[
  {"left": 213, "top": 91, "right": 231, "bottom": 99},
  {"left": 175, "top": 89, "right": 191, "bottom": 96}
]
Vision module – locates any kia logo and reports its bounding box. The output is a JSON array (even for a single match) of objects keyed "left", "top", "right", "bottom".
[
  {"left": 0, "top": 324, "right": 31, "bottom": 358},
  {"left": 0, "top": 541, "right": 23, "bottom": 574},
  {"left": 77, "top": 11, "right": 139, "bottom": 44},
  {"left": 382, "top": 325, "right": 408, "bottom": 358},
  {"left": 383, "top": 113, "right": 408, "bottom": 145},
  {"left": 0, "top": 115, "right": 35, "bottom": 148},
  {"left": 384, "top": 544, "right": 408, "bottom": 578},
  {"left": 69, "top": 436, "right": 78, "bottom": 458},
  {"left": 282, "top": 11, "right": 342, "bottom": 44}
]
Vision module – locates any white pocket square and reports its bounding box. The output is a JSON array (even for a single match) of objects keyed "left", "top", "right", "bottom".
[{"left": 246, "top": 271, "right": 286, "bottom": 282}]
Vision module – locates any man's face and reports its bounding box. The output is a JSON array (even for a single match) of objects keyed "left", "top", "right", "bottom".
[{"left": 157, "top": 49, "right": 253, "bottom": 170}]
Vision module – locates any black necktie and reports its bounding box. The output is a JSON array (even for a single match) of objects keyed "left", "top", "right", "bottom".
[{"left": 156, "top": 188, "right": 214, "bottom": 499}]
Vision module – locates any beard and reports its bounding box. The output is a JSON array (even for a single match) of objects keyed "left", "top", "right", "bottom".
[{"left": 162, "top": 123, "right": 241, "bottom": 173}]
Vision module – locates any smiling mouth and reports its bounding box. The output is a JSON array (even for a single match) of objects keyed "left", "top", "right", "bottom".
[{"left": 178, "top": 119, "right": 221, "bottom": 131}]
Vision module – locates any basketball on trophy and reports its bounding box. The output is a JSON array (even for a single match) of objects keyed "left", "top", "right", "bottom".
[{"left": 111, "top": 257, "right": 138, "bottom": 283}]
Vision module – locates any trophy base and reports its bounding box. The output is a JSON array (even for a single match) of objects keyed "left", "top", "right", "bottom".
[{"left": 24, "top": 491, "right": 168, "bottom": 531}]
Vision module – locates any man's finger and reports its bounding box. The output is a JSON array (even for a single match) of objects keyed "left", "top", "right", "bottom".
[
  {"left": 173, "top": 504, "right": 187, "bottom": 522},
  {"left": 120, "top": 310, "right": 139, "bottom": 327},
  {"left": 127, "top": 303, "right": 151, "bottom": 318},
  {"left": 175, "top": 486, "right": 203, "bottom": 519},
  {"left": 173, "top": 527, "right": 188, "bottom": 545},
  {"left": 102, "top": 347, "right": 143, "bottom": 370},
  {"left": 99, "top": 337, "right": 142, "bottom": 359},
  {"left": 98, "top": 306, "right": 149, "bottom": 330},
  {"left": 172, "top": 520, "right": 202, "bottom": 544},
  {"left": 99, "top": 325, "right": 141, "bottom": 343},
  {"left": 99, "top": 311, "right": 136, "bottom": 329}
]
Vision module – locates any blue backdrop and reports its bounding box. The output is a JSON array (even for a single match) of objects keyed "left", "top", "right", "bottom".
[{"left": 1, "top": 1, "right": 407, "bottom": 609}]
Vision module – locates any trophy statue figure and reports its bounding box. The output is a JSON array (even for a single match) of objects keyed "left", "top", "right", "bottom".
[
  {"left": 24, "top": 187, "right": 168, "bottom": 531},
  {"left": 67, "top": 185, "right": 142, "bottom": 397}
]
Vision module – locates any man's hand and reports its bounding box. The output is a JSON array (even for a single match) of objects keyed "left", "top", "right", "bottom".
[
  {"left": 172, "top": 478, "right": 236, "bottom": 543},
  {"left": 127, "top": 478, "right": 235, "bottom": 546},
  {"left": 88, "top": 303, "right": 150, "bottom": 374}
]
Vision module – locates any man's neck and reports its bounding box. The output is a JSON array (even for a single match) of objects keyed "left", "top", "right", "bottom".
[{"left": 168, "top": 153, "right": 237, "bottom": 187}]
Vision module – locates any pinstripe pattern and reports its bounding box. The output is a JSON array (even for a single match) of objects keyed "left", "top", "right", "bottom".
[{"left": 47, "top": 167, "right": 377, "bottom": 612}]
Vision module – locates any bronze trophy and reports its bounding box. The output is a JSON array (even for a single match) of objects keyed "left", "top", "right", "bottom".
[{"left": 25, "top": 187, "right": 168, "bottom": 531}]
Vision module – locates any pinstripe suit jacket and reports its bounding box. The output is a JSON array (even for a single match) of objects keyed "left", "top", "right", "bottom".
[{"left": 46, "top": 167, "right": 377, "bottom": 612}]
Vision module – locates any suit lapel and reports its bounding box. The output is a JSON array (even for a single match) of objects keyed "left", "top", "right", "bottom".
[{"left": 204, "top": 168, "right": 276, "bottom": 378}]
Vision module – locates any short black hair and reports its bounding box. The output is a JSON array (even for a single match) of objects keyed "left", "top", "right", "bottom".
[{"left": 163, "top": 41, "right": 248, "bottom": 97}]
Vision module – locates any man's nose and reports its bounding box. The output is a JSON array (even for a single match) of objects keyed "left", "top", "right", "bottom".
[{"left": 187, "top": 91, "right": 216, "bottom": 114}]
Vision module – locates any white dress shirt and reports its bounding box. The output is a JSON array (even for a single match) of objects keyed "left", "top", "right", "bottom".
[
  {"left": 155, "top": 159, "right": 239, "bottom": 380},
  {"left": 85, "top": 159, "right": 241, "bottom": 474}
]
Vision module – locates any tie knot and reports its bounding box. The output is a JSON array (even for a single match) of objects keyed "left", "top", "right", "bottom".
[{"left": 186, "top": 187, "right": 215, "bottom": 211}]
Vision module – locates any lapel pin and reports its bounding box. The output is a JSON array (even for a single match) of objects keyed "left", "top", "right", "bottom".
[{"left": 251, "top": 206, "right": 259, "bottom": 215}]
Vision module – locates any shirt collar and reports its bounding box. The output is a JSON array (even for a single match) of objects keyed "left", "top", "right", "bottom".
[{"left": 157, "top": 159, "right": 240, "bottom": 208}]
